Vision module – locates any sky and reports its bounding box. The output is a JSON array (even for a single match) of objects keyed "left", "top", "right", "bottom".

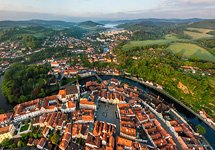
[{"left": 0, "top": 0, "right": 215, "bottom": 21}]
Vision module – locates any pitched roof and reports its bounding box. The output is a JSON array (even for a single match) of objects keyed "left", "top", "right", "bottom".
[
  {"left": 116, "top": 136, "right": 132, "bottom": 148},
  {"left": 0, "top": 113, "right": 13, "bottom": 122},
  {"left": 37, "top": 138, "right": 46, "bottom": 148},
  {"left": 66, "top": 85, "right": 78, "bottom": 95},
  {"left": 0, "top": 125, "right": 10, "bottom": 134}
]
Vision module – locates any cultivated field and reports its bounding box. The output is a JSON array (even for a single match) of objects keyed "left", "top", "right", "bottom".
[
  {"left": 167, "top": 43, "right": 215, "bottom": 62},
  {"left": 184, "top": 27, "right": 214, "bottom": 39},
  {"left": 122, "top": 39, "right": 190, "bottom": 51},
  {"left": 187, "top": 28, "right": 214, "bottom": 34}
]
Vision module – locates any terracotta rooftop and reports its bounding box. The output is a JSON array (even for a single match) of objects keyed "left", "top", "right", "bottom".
[
  {"left": 42, "top": 95, "right": 58, "bottom": 109},
  {"left": 80, "top": 98, "right": 95, "bottom": 105},
  {"left": 120, "top": 126, "right": 136, "bottom": 137},
  {"left": 0, "top": 113, "right": 13, "bottom": 122},
  {"left": 14, "top": 99, "right": 41, "bottom": 116},
  {"left": 0, "top": 125, "right": 10, "bottom": 134},
  {"left": 58, "top": 89, "right": 66, "bottom": 98},
  {"left": 37, "top": 138, "right": 46, "bottom": 148},
  {"left": 116, "top": 136, "right": 132, "bottom": 148},
  {"left": 67, "top": 101, "right": 76, "bottom": 108},
  {"left": 59, "top": 140, "right": 69, "bottom": 150}
]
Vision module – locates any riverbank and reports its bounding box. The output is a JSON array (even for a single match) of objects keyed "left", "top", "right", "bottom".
[{"left": 123, "top": 76, "right": 215, "bottom": 131}]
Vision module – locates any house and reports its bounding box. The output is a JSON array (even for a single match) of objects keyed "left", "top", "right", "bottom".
[
  {"left": 120, "top": 125, "right": 136, "bottom": 140},
  {"left": 46, "top": 112, "right": 68, "bottom": 130},
  {"left": 58, "top": 89, "right": 67, "bottom": 102},
  {"left": 59, "top": 123, "right": 72, "bottom": 150},
  {"left": 58, "top": 85, "right": 79, "bottom": 102},
  {"left": 86, "top": 121, "right": 116, "bottom": 149},
  {"left": 72, "top": 123, "right": 89, "bottom": 139},
  {"left": 99, "top": 91, "right": 126, "bottom": 104},
  {"left": 68, "top": 68, "right": 78, "bottom": 76},
  {"left": 116, "top": 136, "right": 133, "bottom": 150},
  {"left": 41, "top": 95, "right": 59, "bottom": 113},
  {"left": 13, "top": 99, "right": 42, "bottom": 122},
  {"left": 27, "top": 138, "right": 39, "bottom": 147},
  {"left": 51, "top": 61, "right": 59, "bottom": 67},
  {"left": 61, "top": 101, "right": 76, "bottom": 113},
  {"left": 0, "top": 124, "right": 15, "bottom": 143},
  {"left": 80, "top": 98, "right": 96, "bottom": 110},
  {"left": 86, "top": 132, "right": 101, "bottom": 149},
  {"left": 37, "top": 138, "right": 46, "bottom": 149},
  {"left": 42, "top": 127, "right": 49, "bottom": 138},
  {"left": 73, "top": 109, "right": 94, "bottom": 124},
  {"left": 0, "top": 113, "right": 13, "bottom": 126}
]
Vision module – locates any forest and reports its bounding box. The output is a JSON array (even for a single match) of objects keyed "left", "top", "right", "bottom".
[
  {"left": 114, "top": 43, "right": 215, "bottom": 119},
  {"left": 1, "top": 64, "right": 58, "bottom": 104}
]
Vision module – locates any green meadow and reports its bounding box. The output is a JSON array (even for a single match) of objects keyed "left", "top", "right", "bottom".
[{"left": 167, "top": 43, "right": 215, "bottom": 62}]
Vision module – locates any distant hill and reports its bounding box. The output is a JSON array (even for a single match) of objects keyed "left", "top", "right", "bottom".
[
  {"left": 116, "top": 18, "right": 210, "bottom": 31},
  {"left": 0, "top": 19, "right": 75, "bottom": 28},
  {"left": 188, "top": 20, "right": 215, "bottom": 29},
  {"left": 0, "top": 18, "right": 212, "bottom": 30},
  {"left": 79, "top": 21, "right": 103, "bottom": 27},
  {"left": 99, "top": 18, "right": 205, "bottom": 25}
]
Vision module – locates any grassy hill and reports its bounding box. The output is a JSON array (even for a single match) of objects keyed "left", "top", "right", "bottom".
[
  {"left": 184, "top": 27, "right": 214, "bottom": 40},
  {"left": 122, "top": 39, "right": 190, "bottom": 51},
  {"left": 122, "top": 40, "right": 171, "bottom": 51},
  {"left": 123, "top": 40, "right": 215, "bottom": 62},
  {"left": 189, "top": 20, "right": 215, "bottom": 29},
  {"left": 187, "top": 28, "right": 214, "bottom": 34},
  {"left": 167, "top": 43, "right": 215, "bottom": 62}
]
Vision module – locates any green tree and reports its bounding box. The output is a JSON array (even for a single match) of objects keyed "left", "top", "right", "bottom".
[
  {"left": 0, "top": 138, "right": 13, "bottom": 148},
  {"left": 196, "top": 124, "right": 206, "bottom": 134},
  {"left": 17, "top": 140, "right": 24, "bottom": 148}
]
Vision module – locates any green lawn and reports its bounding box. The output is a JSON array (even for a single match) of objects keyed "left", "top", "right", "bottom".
[
  {"left": 20, "top": 124, "right": 30, "bottom": 132},
  {"left": 167, "top": 43, "right": 215, "bottom": 62}
]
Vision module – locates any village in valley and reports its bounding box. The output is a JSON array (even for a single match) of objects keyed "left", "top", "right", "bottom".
[
  {"left": 0, "top": 20, "right": 215, "bottom": 150},
  {"left": 0, "top": 70, "right": 212, "bottom": 150},
  {"left": 0, "top": 38, "right": 213, "bottom": 149}
]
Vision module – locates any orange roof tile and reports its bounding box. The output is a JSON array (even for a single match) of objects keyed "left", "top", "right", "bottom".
[
  {"left": 120, "top": 126, "right": 136, "bottom": 137},
  {"left": 0, "top": 113, "right": 12, "bottom": 122},
  {"left": 116, "top": 136, "right": 132, "bottom": 148},
  {"left": 0, "top": 125, "right": 10, "bottom": 134},
  {"left": 58, "top": 89, "right": 66, "bottom": 98}
]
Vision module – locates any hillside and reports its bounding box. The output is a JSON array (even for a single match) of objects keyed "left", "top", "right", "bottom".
[
  {"left": 0, "top": 19, "right": 75, "bottom": 28},
  {"left": 189, "top": 20, "right": 215, "bottom": 29},
  {"left": 167, "top": 43, "right": 215, "bottom": 62},
  {"left": 79, "top": 21, "right": 102, "bottom": 27}
]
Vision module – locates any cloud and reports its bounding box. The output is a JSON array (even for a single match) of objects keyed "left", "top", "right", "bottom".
[
  {"left": 0, "top": 0, "right": 214, "bottom": 21},
  {"left": 160, "top": 0, "right": 215, "bottom": 8},
  {"left": 179, "top": 0, "right": 215, "bottom": 5}
]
